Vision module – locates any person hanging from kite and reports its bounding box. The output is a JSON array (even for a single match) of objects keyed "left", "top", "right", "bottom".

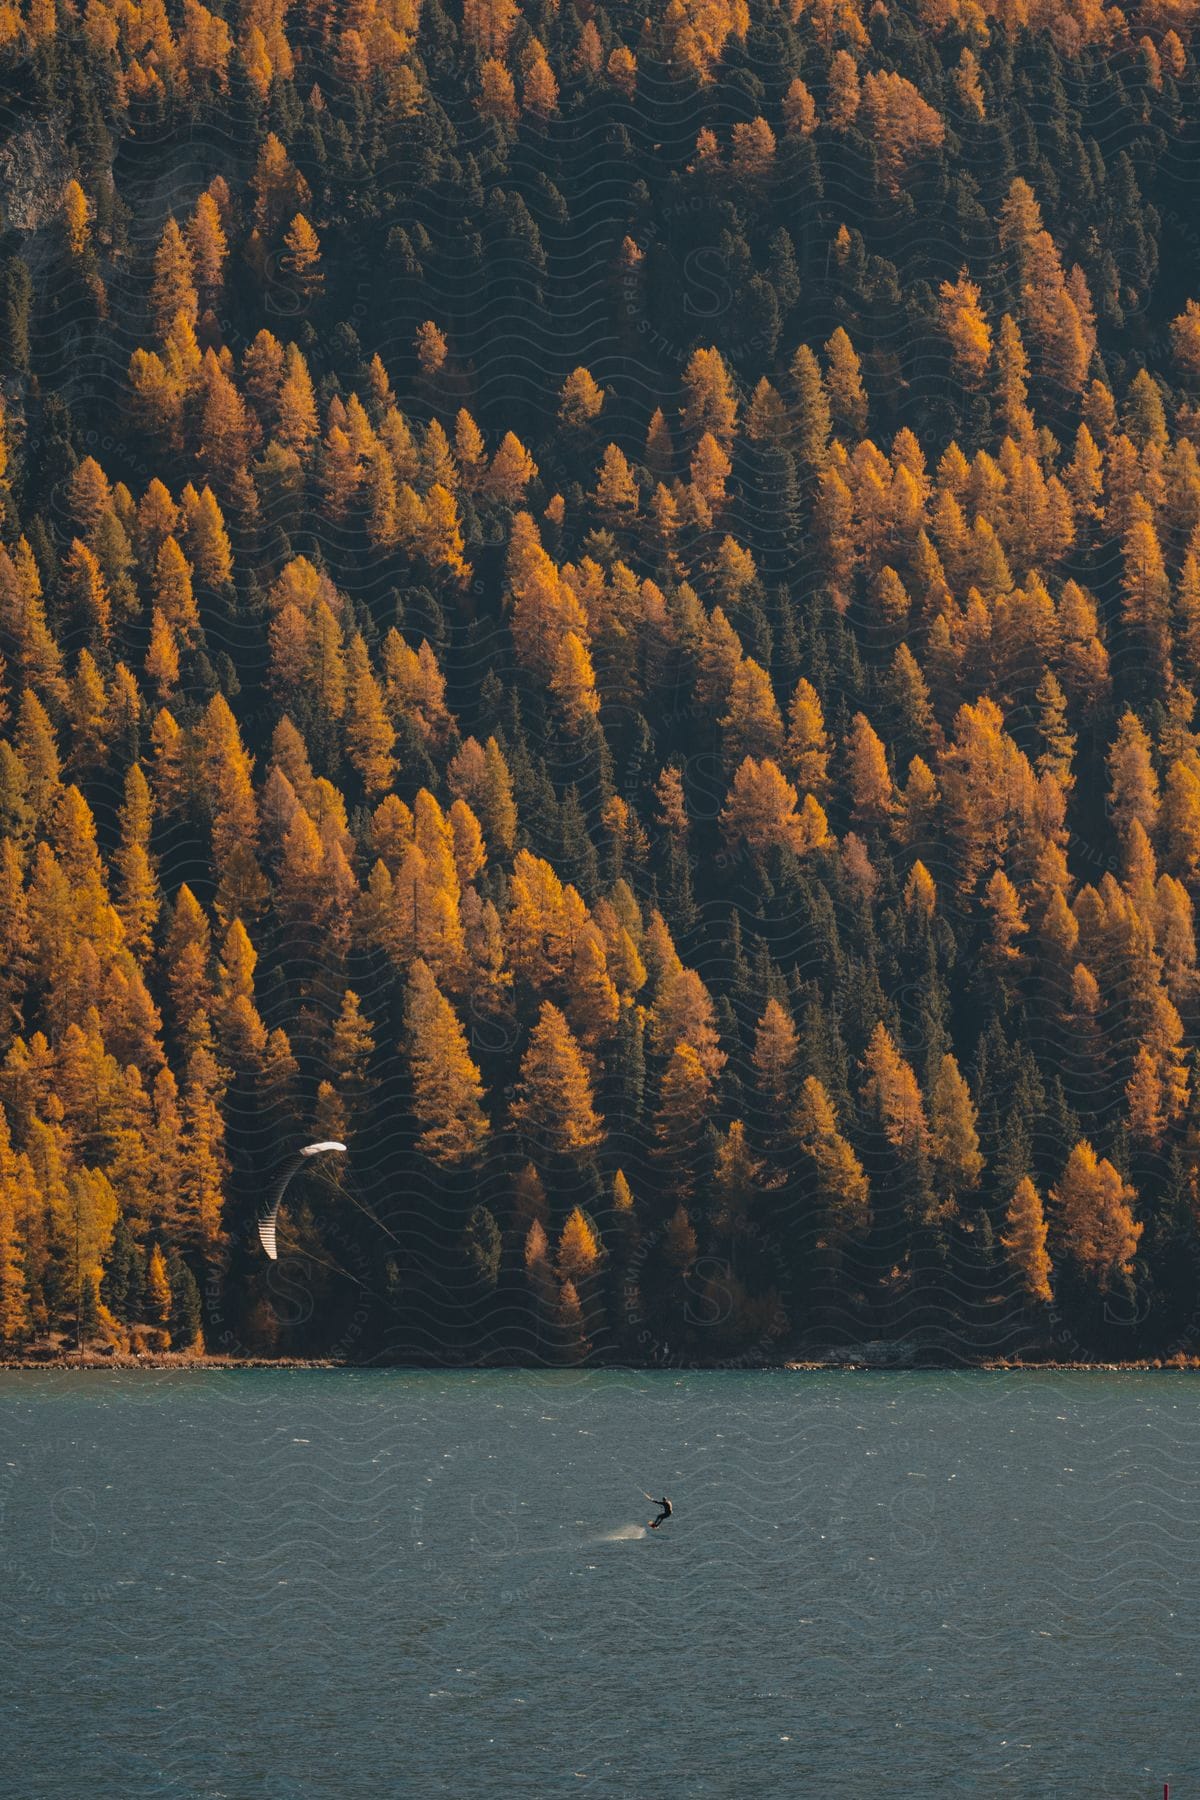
[{"left": 645, "top": 1492, "right": 673, "bottom": 1530}]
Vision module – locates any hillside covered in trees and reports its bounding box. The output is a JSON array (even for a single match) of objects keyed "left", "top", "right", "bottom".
[{"left": 2, "top": 0, "right": 1200, "bottom": 1363}]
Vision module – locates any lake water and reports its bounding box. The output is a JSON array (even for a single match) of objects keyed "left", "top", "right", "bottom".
[{"left": 1, "top": 1369, "right": 1197, "bottom": 1799}]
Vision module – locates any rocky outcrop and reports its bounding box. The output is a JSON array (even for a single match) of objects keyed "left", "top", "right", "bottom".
[{"left": 0, "top": 123, "right": 70, "bottom": 234}]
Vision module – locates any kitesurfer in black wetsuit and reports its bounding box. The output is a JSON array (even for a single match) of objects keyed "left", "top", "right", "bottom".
[{"left": 648, "top": 1496, "right": 673, "bottom": 1530}]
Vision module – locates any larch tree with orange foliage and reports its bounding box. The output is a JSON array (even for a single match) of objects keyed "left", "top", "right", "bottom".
[
  {"left": 752, "top": 999, "right": 799, "bottom": 1115},
  {"left": 510, "top": 1003, "right": 603, "bottom": 1159},
  {"left": 1051, "top": 1143, "right": 1142, "bottom": 1293},
  {"left": 680, "top": 347, "right": 738, "bottom": 443},
  {"left": 720, "top": 757, "right": 830, "bottom": 857},
  {"left": 939, "top": 273, "right": 992, "bottom": 386},
  {"left": 280, "top": 215, "right": 323, "bottom": 301},
  {"left": 1002, "top": 1178, "right": 1053, "bottom": 1304},
  {"left": 860, "top": 1023, "right": 928, "bottom": 1158},
  {"left": 405, "top": 960, "right": 489, "bottom": 1164},
  {"left": 795, "top": 1076, "right": 871, "bottom": 1247}
]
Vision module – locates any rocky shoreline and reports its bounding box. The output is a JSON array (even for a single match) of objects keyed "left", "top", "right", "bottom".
[
  {"left": 3, "top": 1353, "right": 1199, "bottom": 1373},
  {"left": 0, "top": 1353, "right": 347, "bottom": 1371}
]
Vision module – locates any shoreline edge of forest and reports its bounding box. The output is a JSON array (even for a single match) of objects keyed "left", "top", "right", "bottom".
[{"left": 3, "top": 1354, "right": 1198, "bottom": 1373}]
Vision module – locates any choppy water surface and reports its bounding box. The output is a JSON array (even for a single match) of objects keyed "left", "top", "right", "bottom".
[{"left": 1, "top": 1369, "right": 1197, "bottom": 1798}]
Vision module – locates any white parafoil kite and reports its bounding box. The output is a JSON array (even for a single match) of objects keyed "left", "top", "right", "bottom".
[{"left": 257, "top": 1141, "right": 347, "bottom": 1259}]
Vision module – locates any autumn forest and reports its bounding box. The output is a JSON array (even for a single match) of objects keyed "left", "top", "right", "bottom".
[{"left": 2, "top": 0, "right": 1200, "bottom": 1363}]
